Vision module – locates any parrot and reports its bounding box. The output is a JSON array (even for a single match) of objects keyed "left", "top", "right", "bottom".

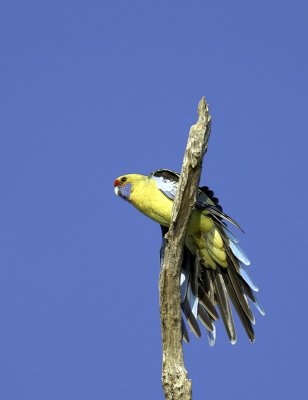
[{"left": 114, "top": 169, "right": 264, "bottom": 345}]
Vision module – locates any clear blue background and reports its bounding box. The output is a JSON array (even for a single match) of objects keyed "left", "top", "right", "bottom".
[{"left": 1, "top": 1, "right": 307, "bottom": 399}]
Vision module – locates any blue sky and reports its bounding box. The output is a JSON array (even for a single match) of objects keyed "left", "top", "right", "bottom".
[{"left": 1, "top": 1, "right": 307, "bottom": 399}]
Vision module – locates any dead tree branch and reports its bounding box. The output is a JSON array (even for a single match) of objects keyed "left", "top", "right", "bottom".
[{"left": 159, "top": 97, "right": 211, "bottom": 399}]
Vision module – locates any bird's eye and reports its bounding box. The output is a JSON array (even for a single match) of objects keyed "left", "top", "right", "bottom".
[{"left": 121, "top": 177, "right": 127, "bottom": 183}]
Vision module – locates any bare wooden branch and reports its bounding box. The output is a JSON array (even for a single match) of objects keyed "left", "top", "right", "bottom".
[{"left": 159, "top": 97, "right": 211, "bottom": 400}]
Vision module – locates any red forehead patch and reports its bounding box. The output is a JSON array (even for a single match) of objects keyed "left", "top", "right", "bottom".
[{"left": 114, "top": 179, "right": 120, "bottom": 187}]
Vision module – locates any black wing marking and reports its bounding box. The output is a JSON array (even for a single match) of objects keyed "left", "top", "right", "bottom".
[
  {"left": 151, "top": 169, "right": 179, "bottom": 200},
  {"left": 199, "top": 186, "right": 222, "bottom": 212},
  {"left": 150, "top": 169, "right": 180, "bottom": 181}
]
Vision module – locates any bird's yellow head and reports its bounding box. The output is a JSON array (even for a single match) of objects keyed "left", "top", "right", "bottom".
[{"left": 114, "top": 174, "right": 143, "bottom": 201}]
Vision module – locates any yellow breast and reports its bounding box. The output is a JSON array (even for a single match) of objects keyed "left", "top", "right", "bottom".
[
  {"left": 129, "top": 177, "right": 215, "bottom": 234},
  {"left": 129, "top": 178, "right": 173, "bottom": 226}
]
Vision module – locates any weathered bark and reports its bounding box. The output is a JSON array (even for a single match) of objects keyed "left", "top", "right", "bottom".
[{"left": 159, "top": 97, "right": 211, "bottom": 400}]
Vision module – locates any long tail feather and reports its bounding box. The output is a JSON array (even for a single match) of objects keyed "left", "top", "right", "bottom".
[
  {"left": 241, "top": 279, "right": 266, "bottom": 316},
  {"left": 227, "top": 266, "right": 255, "bottom": 323},
  {"left": 213, "top": 269, "right": 237, "bottom": 344},
  {"left": 198, "top": 303, "right": 214, "bottom": 332},
  {"left": 186, "top": 281, "right": 198, "bottom": 319},
  {"left": 181, "top": 297, "right": 201, "bottom": 337},
  {"left": 223, "top": 274, "right": 255, "bottom": 342},
  {"left": 198, "top": 287, "right": 219, "bottom": 320}
]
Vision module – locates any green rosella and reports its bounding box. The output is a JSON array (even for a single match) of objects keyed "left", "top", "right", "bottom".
[{"left": 114, "top": 169, "right": 264, "bottom": 345}]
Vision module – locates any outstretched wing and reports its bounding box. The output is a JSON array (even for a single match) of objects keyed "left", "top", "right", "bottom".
[{"left": 156, "top": 169, "right": 264, "bottom": 345}]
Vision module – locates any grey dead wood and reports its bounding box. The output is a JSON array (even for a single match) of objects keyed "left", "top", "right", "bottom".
[{"left": 159, "top": 97, "right": 212, "bottom": 399}]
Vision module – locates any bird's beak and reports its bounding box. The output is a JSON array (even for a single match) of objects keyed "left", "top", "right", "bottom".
[{"left": 114, "top": 186, "right": 120, "bottom": 196}]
